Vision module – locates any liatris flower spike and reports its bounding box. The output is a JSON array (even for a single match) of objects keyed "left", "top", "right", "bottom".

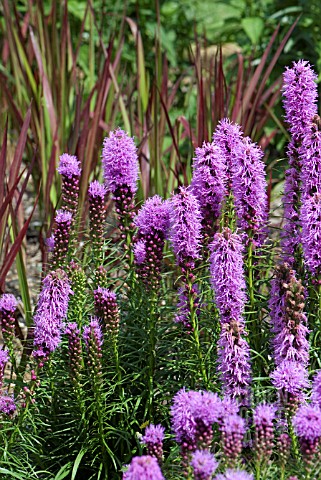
[
  {"left": 50, "top": 209, "right": 73, "bottom": 269},
  {"left": 123, "top": 455, "right": 165, "bottom": 480},
  {"left": 94, "top": 287, "right": 120, "bottom": 336},
  {"left": 140, "top": 424, "right": 165, "bottom": 464},
  {"left": 253, "top": 403, "right": 276, "bottom": 464},
  {"left": 220, "top": 413, "right": 245, "bottom": 468},
  {"left": 33, "top": 269, "right": 73, "bottom": 363},
  {"left": 171, "top": 388, "right": 197, "bottom": 467},
  {"left": 58, "top": 153, "right": 81, "bottom": 215},
  {"left": 0, "top": 349, "right": 9, "bottom": 388},
  {"left": 270, "top": 360, "right": 309, "bottom": 410},
  {"left": 83, "top": 317, "right": 103, "bottom": 380},
  {"left": 292, "top": 404, "right": 321, "bottom": 473},
  {"left": 0, "top": 294, "right": 18, "bottom": 351},
  {"left": 0, "top": 395, "right": 16, "bottom": 416},
  {"left": 190, "top": 141, "right": 226, "bottom": 239},
  {"left": 102, "top": 128, "right": 139, "bottom": 230},
  {"left": 88, "top": 180, "right": 107, "bottom": 260},
  {"left": 65, "top": 322, "right": 82, "bottom": 385},
  {"left": 190, "top": 450, "right": 219, "bottom": 480},
  {"left": 189, "top": 390, "right": 222, "bottom": 449}
]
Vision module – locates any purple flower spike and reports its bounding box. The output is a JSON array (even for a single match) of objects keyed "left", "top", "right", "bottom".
[
  {"left": 94, "top": 287, "right": 120, "bottom": 335},
  {"left": 83, "top": 317, "right": 103, "bottom": 350},
  {"left": 220, "top": 413, "right": 245, "bottom": 468},
  {"left": 135, "top": 195, "right": 171, "bottom": 237},
  {"left": 133, "top": 239, "right": 146, "bottom": 265},
  {"left": 293, "top": 404, "right": 321, "bottom": 467},
  {"left": 190, "top": 450, "right": 219, "bottom": 480},
  {"left": 282, "top": 60, "right": 318, "bottom": 138},
  {"left": 231, "top": 137, "right": 268, "bottom": 243},
  {"left": 88, "top": 181, "right": 107, "bottom": 258},
  {"left": 301, "top": 192, "right": 321, "bottom": 276},
  {"left": 102, "top": 128, "right": 139, "bottom": 195},
  {"left": 141, "top": 424, "right": 165, "bottom": 464},
  {"left": 312, "top": 370, "right": 321, "bottom": 408},
  {"left": 209, "top": 228, "right": 246, "bottom": 326},
  {"left": 33, "top": 269, "right": 73, "bottom": 362},
  {"left": 270, "top": 360, "right": 309, "bottom": 408},
  {"left": 65, "top": 322, "right": 82, "bottom": 384},
  {"left": 51, "top": 210, "right": 73, "bottom": 269},
  {"left": 191, "top": 141, "right": 227, "bottom": 238},
  {"left": 170, "top": 187, "right": 202, "bottom": 269},
  {"left": 58, "top": 153, "right": 81, "bottom": 214},
  {"left": 123, "top": 455, "right": 164, "bottom": 480},
  {"left": 215, "top": 470, "right": 253, "bottom": 480},
  {"left": 190, "top": 391, "right": 222, "bottom": 448},
  {"left": 0, "top": 394, "right": 16, "bottom": 416},
  {"left": 253, "top": 403, "right": 276, "bottom": 463},
  {"left": 0, "top": 294, "right": 18, "bottom": 346}
]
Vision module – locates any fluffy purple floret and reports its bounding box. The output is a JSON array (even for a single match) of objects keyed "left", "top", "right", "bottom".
[
  {"left": 190, "top": 141, "right": 227, "bottom": 220},
  {"left": 88, "top": 180, "right": 107, "bottom": 199},
  {"left": 222, "top": 413, "right": 245, "bottom": 436},
  {"left": 169, "top": 187, "right": 202, "bottom": 267},
  {"left": 55, "top": 209, "right": 73, "bottom": 224},
  {"left": 0, "top": 349, "right": 9, "bottom": 371},
  {"left": 170, "top": 388, "right": 197, "bottom": 444},
  {"left": 0, "top": 395, "right": 16, "bottom": 415},
  {"left": 292, "top": 404, "right": 321, "bottom": 441},
  {"left": 133, "top": 239, "right": 146, "bottom": 265},
  {"left": 33, "top": 269, "right": 73, "bottom": 358},
  {"left": 0, "top": 294, "right": 17, "bottom": 312},
  {"left": 141, "top": 424, "right": 165, "bottom": 445},
  {"left": 215, "top": 470, "right": 253, "bottom": 480},
  {"left": 94, "top": 286, "right": 117, "bottom": 303},
  {"left": 46, "top": 235, "right": 55, "bottom": 252},
  {"left": 83, "top": 317, "right": 103, "bottom": 349},
  {"left": 219, "top": 396, "right": 240, "bottom": 419},
  {"left": 123, "top": 455, "right": 164, "bottom": 480},
  {"left": 212, "top": 119, "right": 243, "bottom": 184},
  {"left": 209, "top": 228, "right": 246, "bottom": 326},
  {"left": 58, "top": 153, "right": 81, "bottom": 178},
  {"left": 282, "top": 60, "right": 318, "bottom": 138},
  {"left": 253, "top": 403, "right": 276, "bottom": 426},
  {"left": 231, "top": 137, "right": 268, "bottom": 239},
  {"left": 190, "top": 390, "right": 222, "bottom": 426},
  {"left": 102, "top": 128, "right": 139, "bottom": 194},
  {"left": 135, "top": 196, "right": 171, "bottom": 237},
  {"left": 301, "top": 119, "right": 321, "bottom": 201},
  {"left": 270, "top": 360, "right": 309, "bottom": 399},
  {"left": 301, "top": 192, "right": 321, "bottom": 275},
  {"left": 218, "top": 321, "right": 252, "bottom": 402},
  {"left": 312, "top": 370, "right": 321, "bottom": 408},
  {"left": 190, "top": 450, "right": 219, "bottom": 479}
]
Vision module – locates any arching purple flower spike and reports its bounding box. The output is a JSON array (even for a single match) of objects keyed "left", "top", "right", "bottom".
[
  {"left": 94, "top": 287, "right": 120, "bottom": 336},
  {"left": 102, "top": 128, "right": 139, "bottom": 230},
  {"left": 190, "top": 450, "right": 219, "bottom": 480},
  {"left": 88, "top": 181, "right": 107, "bottom": 259},
  {"left": 33, "top": 269, "right": 73, "bottom": 362},
  {"left": 209, "top": 228, "right": 246, "bottom": 326},
  {"left": 292, "top": 404, "right": 321, "bottom": 472},
  {"left": 170, "top": 187, "right": 202, "bottom": 269},
  {"left": 51, "top": 209, "right": 73, "bottom": 269},
  {"left": 140, "top": 424, "right": 165, "bottom": 464},
  {"left": 0, "top": 349, "right": 9, "bottom": 388},
  {"left": 269, "top": 264, "right": 309, "bottom": 366},
  {"left": 0, "top": 294, "right": 18, "bottom": 349},
  {"left": 123, "top": 455, "right": 164, "bottom": 480},
  {"left": 190, "top": 141, "right": 227, "bottom": 239},
  {"left": 281, "top": 61, "right": 318, "bottom": 265},
  {"left": 231, "top": 137, "right": 268, "bottom": 245},
  {"left": 212, "top": 119, "right": 243, "bottom": 188},
  {"left": 58, "top": 153, "right": 81, "bottom": 215},
  {"left": 134, "top": 196, "right": 171, "bottom": 288}
]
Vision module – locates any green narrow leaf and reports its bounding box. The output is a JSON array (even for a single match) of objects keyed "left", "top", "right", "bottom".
[
  {"left": 54, "top": 463, "right": 72, "bottom": 480},
  {"left": 71, "top": 448, "right": 87, "bottom": 480}
]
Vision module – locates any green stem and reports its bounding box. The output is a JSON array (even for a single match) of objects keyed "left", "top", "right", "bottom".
[{"left": 147, "top": 292, "right": 157, "bottom": 421}]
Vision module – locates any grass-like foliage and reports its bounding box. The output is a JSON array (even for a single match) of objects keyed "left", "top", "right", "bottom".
[{"left": 2, "top": 58, "right": 321, "bottom": 480}]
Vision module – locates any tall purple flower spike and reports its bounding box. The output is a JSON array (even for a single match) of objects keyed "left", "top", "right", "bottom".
[
  {"left": 301, "top": 192, "right": 321, "bottom": 276},
  {"left": 231, "top": 137, "right": 268, "bottom": 245},
  {"left": 33, "top": 269, "right": 73, "bottom": 362},
  {"left": 123, "top": 455, "right": 164, "bottom": 480},
  {"left": 94, "top": 287, "right": 120, "bottom": 335},
  {"left": 88, "top": 180, "right": 107, "bottom": 258},
  {"left": 140, "top": 424, "right": 165, "bottom": 464},
  {"left": 58, "top": 153, "right": 81, "bottom": 215},
  {"left": 253, "top": 403, "right": 276, "bottom": 463},
  {"left": 293, "top": 404, "right": 321, "bottom": 469},
  {"left": 190, "top": 141, "right": 227, "bottom": 238},
  {"left": 220, "top": 413, "right": 246, "bottom": 468},
  {"left": 281, "top": 61, "right": 318, "bottom": 264},
  {"left": 170, "top": 187, "right": 202, "bottom": 269},
  {"left": 190, "top": 450, "right": 219, "bottom": 480},
  {"left": 0, "top": 294, "right": 18, "bottom": 346},
  {"left": 270, "top": 360, "right": 309, "bottom": 409},
  {"left": 51, "top": 209, "right": 73, "bottom": 269}
]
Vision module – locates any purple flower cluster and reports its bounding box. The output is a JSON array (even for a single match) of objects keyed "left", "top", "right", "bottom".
[
  {"left": 292, "top": 404, "right": 321, "bottom": 466},
  {"left": 0, "top": 394, "right": 16, "bottom": 416},
  {"left": 231, "top": 137, "right": 267, "bottom": 243},
  {"left": 220, "top": 413, "right": 245, "bottom": 467},
  {"left": 0, "top": 293, "right": 17, "bottom": 346},
  {"left": 190, "top": 450, "right": 218, "bottom": 480},
  {"left": 94, "top": 287, "right": 119, "bottom": 335},
  {"left": 134, "top": 195, "right": 171, "bottom": 287},
  {"left": 301, "top": 192, "right": 321, "bottom": 276},
  {"left": 57, "top": 153, "right": 81, "bottom": 215},
  {"left": 269, "top": 264, "right": 309, "bottom": 366},
  {"left": 253, "top": 403, "right": 276, "bottom": 463},
  {"left": 123, "top": 455, "right": 164, "bottom": 480},
  {"left": 209, "top": 228, "right": 246, "bottom": 326},
  {"left": 33, "top": 269, "right": 73, "bottom": 361},
  {"left": 88, "top": 181, "right": 107, "bottom": 257},
  {"left": 170, "top": 187, "right": 202, "bottom": 269},
  {"left": 141, "top": 424, "right": 165, "bottom": 464},
  {"left": 212, "top": 119, "right": 243, "bottom": 187},
  {"left": 270, "top": 360, "right": 309, "bottom": 408},
  {"left": 190, "top": 141, "right": 226, "bottom": 238},
  {"left": 0, "top": 349, "right": 9, "bottom": 388},
  {"left": 215, "top": 470, "right": 253, "bottom": 480},
  {"left": 51, "top": 209, "right": 73, "bottom": 269},
  {"left": 83, "top": 317, "right": 103, "bottom": 380}
]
